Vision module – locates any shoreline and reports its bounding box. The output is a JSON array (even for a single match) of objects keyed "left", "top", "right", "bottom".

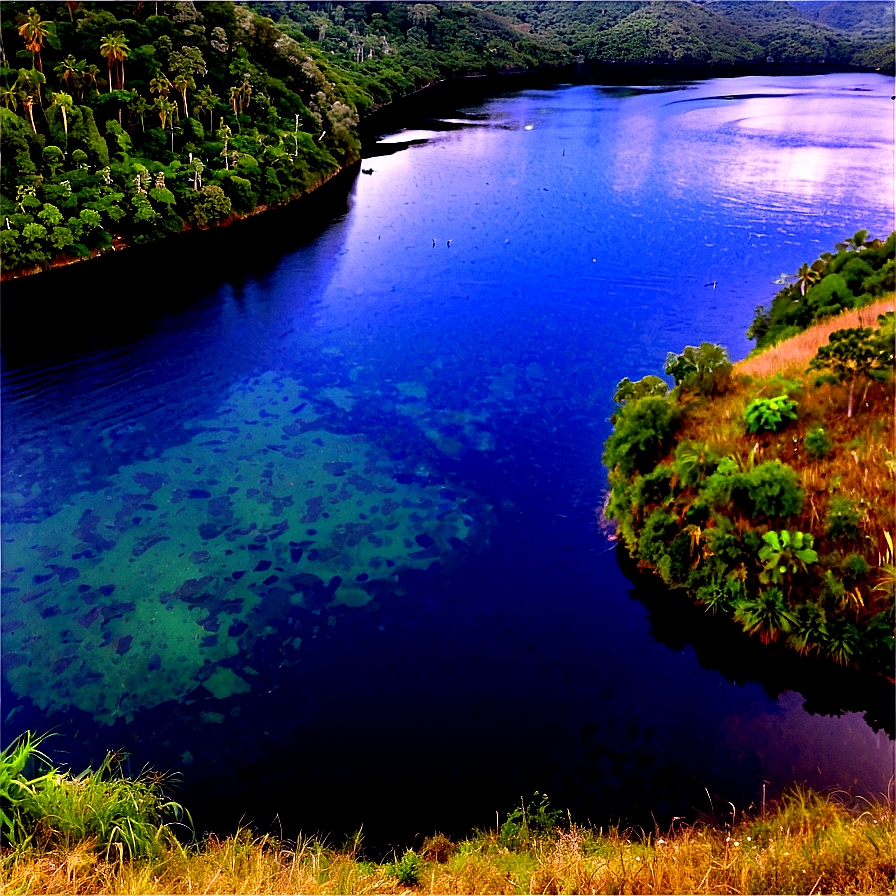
[{"left": 5, "top": 61, "right": 887, "bottom": 284}]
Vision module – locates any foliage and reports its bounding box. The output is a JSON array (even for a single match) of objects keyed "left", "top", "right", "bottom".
[
  {"left": 386, "top": 848, "right": 421, "bottom": 886},
  {"left": 743, "top": 392, "right": 798, "bottom": 433},
  {"left": 810, "top": 323, "right": 894, "bottom": 418},
  {"left": 753, "top": 232, "right": 895, "bottom": 351},
  {"left": 664, "top": 342, "right": 732, "bottom": 395},
  {"left": 603, "top": 235, "right": 893, "bottom": 676},
  {"left": 1, "top": 731, "right": 54, "bottom": 846},
  {"left": 611, "top": 374, "right": 668, "bottom": 423},
  {"left": 757, "top": 530, "right": 818, "bottom": 585},
  {"left": 733, "top": 587, "right": 795, "bottom": 643},
  {"left": 497, "top": 792, "right": 563, "bottom": 850},
  {"left": 603, "top": 395, "right": 677, "bottom": 479},
  {"left": 804, "top": 426, "right": 831, "bottom": 458},
  {"left": 1, "top": 733, "right": 189, "bottom": 862},
  {"left": 825, "top": 495, "right": 862, "bottom": 541}
]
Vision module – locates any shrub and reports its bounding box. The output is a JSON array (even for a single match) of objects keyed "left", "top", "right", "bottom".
[
  {"left": 611, "top": 375, "right": 669, "bottom": 423},
  {"left": 743, "top": 393, "right": 798, "bottom": 433},
  {"left": 758, "top": 530, "right": 818, "bottom": 585},
  {"left": 825, "top": 495, "right": 862, "bottom": 541},
  {"left": 387, "top": 849, "right": 421, "bottom": 886},
  {"left": 497, "top": 793, "right": 562, "bottom": 850},
  {"left": 741, "top": 461, "right": 804, "bottom": 518},
  {"left": 603, "top": 396, "right": 677, "bottom": 479},
  {"left": 840, "top": 552, "right": 870, "bottom": 581},
  {"left": 630, "top": 464, "right": 674, "bottom": 510},
  {"left": 665, "top": 342, "right": 733, "bottom": 395},
  {"left": 638, "top": 509, "right": 679, "bottom": 565},
  {"left": 733, "top": 587, "right": 795, "bottom": 643},
  {"left": 673, "top": 440, "right": 719, "bottom": 489},
  {"left": 787, "top": 601, "right": 827, "bottom": 655},
  {"left": 696, "top": 573, "right": 745, "bottom": 615},
  {"left": 804, "top": 427, "right": 831, "bottom": 458}
]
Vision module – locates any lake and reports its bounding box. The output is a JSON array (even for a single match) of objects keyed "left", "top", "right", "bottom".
[{"left": 2, "top": 72, "right": 894, "bottom": 851}]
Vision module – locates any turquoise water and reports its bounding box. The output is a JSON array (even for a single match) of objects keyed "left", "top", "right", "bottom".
[{"left": 2, "top": 73, "right": 893, "bottom": 846}]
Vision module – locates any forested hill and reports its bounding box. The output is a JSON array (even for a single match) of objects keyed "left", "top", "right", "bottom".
[
  {"left": 0, "top": 1, "right": 571, "bottom": 278},
  {"left": 476, "top": 1, "right": 895, "bottom": 69},
  {"left": 1, "top": 2, "right": 892, "bottom": 279}
]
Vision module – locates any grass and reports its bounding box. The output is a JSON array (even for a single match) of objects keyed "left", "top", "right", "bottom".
[
  {"left": 679, "top": 331, "right": 894, "bottom": 607},
  {"left": 738, "top": 296, "right": 895, "bottom": 379},
  {"left": 2, "top": 786, "right": 892, "bottom": 894}
]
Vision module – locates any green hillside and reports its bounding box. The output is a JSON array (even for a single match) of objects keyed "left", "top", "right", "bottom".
[{"left": 479, "top": 0, "right": 895, "bottom": 67}]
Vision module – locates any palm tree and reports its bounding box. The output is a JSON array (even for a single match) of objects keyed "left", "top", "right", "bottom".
[
  {"left": 733, "top": 588, "right": 795, "bottom": 644},
  {"left": 153, "top": 95, "right": 176, "bottom": 131},
  {"left": 99, "top": 31, "right": 130, "bottom": 92},
  {"left": 51, "top": 91, "right": 74, "bottom": 136},
  {"left": 54, "top": 55, "right": 81, "bottom": 96},
  {"left": 149, "top": 74, "right": 171, "bottom": 98},
  {"left": 16, "top": 69, "right": 45, "bottom": 133},
  {"left": 18, "top": 7, "right": 51, "bottom": 73},
  {"left": 82, "top": 63, "right": 100, "bottom": 97},
  {"left": 172, "top": 72, "right": 194, "bottom": 118},
  {"left": 1, "top": 82, "right": 20, "bottom": 111},
  {"left": 217, "top": 123, "right": 232, "bottom": 169},
  {"left": 794, "top": 261, "right": 822, "bottom": 296},
  {"left": 129, "top": 93, "right": 149, "bottom": 132},
  {"left": 843, "top": 229, "right": 869, "bottom": 252},
  {"left": 193, "top": 85, "right": 217, "bottom": 131}
]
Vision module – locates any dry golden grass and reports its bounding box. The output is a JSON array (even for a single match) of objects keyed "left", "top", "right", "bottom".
[
  {"left": 737, "top": 296, "right": 895, "bottom": 379},
  {"left": 675, "top": 370, "right": 894, "bottom": 612},
  {"left": 3, "top": 790, "right": 893, "bottom": 895}
]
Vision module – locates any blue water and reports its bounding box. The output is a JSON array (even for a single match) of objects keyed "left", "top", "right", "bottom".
[{"left": 2, "top": 73, "right": 894, "bottom": 847}]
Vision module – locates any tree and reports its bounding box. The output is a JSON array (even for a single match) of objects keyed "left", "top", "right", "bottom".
[
  {"left": 172, "top": 73, "right": 195, "bottom": 118},
  {"left": 18, "top": 7, "right": 52, "bottom": 73},
  {"left": 193, "top": 85, "right": 218, "bottom": 132},
  {"left": 794, "top": 260, "right": 822, "bottom": 296},
  {"left": 664, "top": 342, "right": 732, "bottom": 395},
  {"left": 1, "top": 82, "right": 21, "bottom": 111},
  {"left": 16, "top": 68, "right": 46, "bottom": 130},
  {"left": 129, "top": 94, "right": 149, "bottom": 132},
  {"left": 54, "top": 55, "right": 83, "bottom": 99},
  {"left": 100, "top": 32, "right": 130, "bottom": 92},
  {"left": 611, "top": 375, "right": 669, "bottom": 424},
  {"left": 42, "top": 145, "right": 65, "bottom": 177},
  {"left": 153, "top": 96, "right": 177, "bottom": 131},
  {"left": 217, "top": 123, "right": 233, "bottom": 170},
  {"left": 809, "top": 326, "right": 890, "bottom": 418},
  {"left": 150, "top": 74, "right": 172, "bottom": 99},
  {"left": 51, "top": 91, "right": 74, "bottom": 137},
  {"left": 843, "top": 228, "right": 869, "bottom": 252}
]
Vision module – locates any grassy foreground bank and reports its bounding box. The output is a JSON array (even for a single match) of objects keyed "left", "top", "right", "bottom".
[
  {"left": 4, "top": 734, "right": 892, "bottom": 894},
  {"left": 4, "top": 789, "right": 894, "bottom": 895}
]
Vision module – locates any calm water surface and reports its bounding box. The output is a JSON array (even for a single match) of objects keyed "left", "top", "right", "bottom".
[{"left": 2, "top": 73, "right": 894, "bottom": 847}]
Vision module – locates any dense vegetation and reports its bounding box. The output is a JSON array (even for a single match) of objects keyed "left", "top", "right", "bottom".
[
  {"left": 3, "top": 733, "right": 893, "bottom": 895},
  {"left": 477, "top": 1, "right": 895, "bottom": 68},
  {"left": 604, "top": 233, "right": 895, "bottom": 678},
  {"left": 0, "top": 1, "right": 568, "bottom": 277},
  {"left": 3, "top": 2, "right": 892, "bottom": 278}
]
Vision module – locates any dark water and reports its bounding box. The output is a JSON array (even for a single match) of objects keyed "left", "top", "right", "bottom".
[{"left": 2, "top": 73, "right": 894, "bottom": 850}]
